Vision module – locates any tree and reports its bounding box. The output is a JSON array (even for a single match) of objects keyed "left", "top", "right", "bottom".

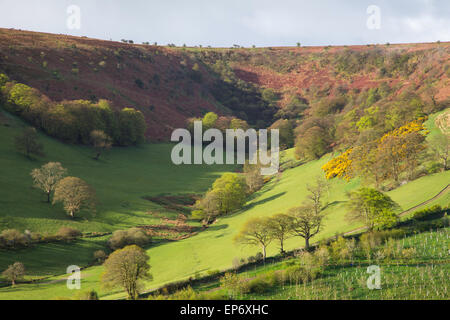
[
  {"left": 117, "top": 108, "right": 146, "bottom": 146},
  {"left": 295, "top": 125, "right": 332, "bottom": 160},
  {"left": 267, "top": 214, "right": 294, "bottom": 254},
  {"left": 101, "top": 245, "right": 151, "bottom": 300},
  {"left": 429, "top": 134, "right": 449, "bottom": 171},
  {"left": 288, "top": 205, "right": 325, "bottom": 250},
  {"left": 30, "top": 162, "right": 67, "bottom": 203},
  {"left": 14, "top": 127, "right": 44, "bottom": 158},
  {"left": 212, "top": 173, "right": 247, "bottom": 214},
  {"left": 53, "top": 177, "right": 96, "bottom": 218},
  {"left": 346, "top": 188, "right": 399, "bottom": 231},
  {"left": 192, "top": 190, "right": 221, "bottom": 226},
  {"left": 93, "top": 250, "right": 107, "bottom": 264},
  {"left": 90, "top": 130, "right": 112, "bottom": 160},
  {"left": 2, "top": 262, "right": 25, "bottom": 286},
  {"left": 243, "top": 161, "right": 264, "bottom": 194},
  {"left": 269, "top": 119, "right": 294, "bottom": 149},
  {"left": 306, "top": 176, "right": 328, "bottom": 215},
  {"left": 375, "top": 130, "right": 426, "bottom": 183},
  {"left": 234, "top": 217, "right": 272, "bottom": 260},
  {"left": 202, "top": 112, "right": 218, "bottom": 130}
]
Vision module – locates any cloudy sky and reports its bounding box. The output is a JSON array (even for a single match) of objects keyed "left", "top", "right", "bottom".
[{"left": 0, "top": 0, "right": 449, "bottom": 47}]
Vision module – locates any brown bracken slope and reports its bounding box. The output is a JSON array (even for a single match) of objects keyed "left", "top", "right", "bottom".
[{"left": 0, "top": 28, "right": 449, "bottom": 140}]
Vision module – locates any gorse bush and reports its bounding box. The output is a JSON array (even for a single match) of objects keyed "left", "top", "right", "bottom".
[{"left": 0, "top": 76, "right": 146, "bottom": 146}]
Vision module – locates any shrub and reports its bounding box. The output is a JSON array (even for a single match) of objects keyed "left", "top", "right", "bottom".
[
  {"left": 93, "top": 250, "right": 107, "bottom": 264},
  {"left": 360, "top": 232, "right": 383, "bottom": 260},
  {"left": 73, "top": 290, "right": 99, "bottom": 300},
  {"left": 401, "top": 247, "right": 416, "bottom": 260},
  {"left": 56, "top": 227, "right": 82, "bottom": 241},
  {"left": 107, "top": 228, "right": 151, "bottom": 250},
  {"left": 0, "top": 229, "right": 29, "bottom": 248},
  {"left": 150, "top": 286, "right": 227, "bottom": 300},
  {"left": 413, "top": 205, "right": 442, "bottom": 221},
  {"left": 246, "top": 276, "right": 272, "bottom": 294},
  {"left": 220, "top": 272, "right": 249, "bottom": 297}
]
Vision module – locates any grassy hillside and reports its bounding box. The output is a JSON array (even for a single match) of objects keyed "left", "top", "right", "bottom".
[
  {"left": 0, "top": 109, "right": 235, "bottom": 275},
  {"left": 0, "top": 110, "right": 447, "bottom": 300},
  {"left": 182, "top": 227, "right": 450, "bottom": 300}
]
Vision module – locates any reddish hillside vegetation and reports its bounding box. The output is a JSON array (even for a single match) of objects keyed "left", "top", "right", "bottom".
[
  {"left": 0, "top": 28, "right": 225, "bottom": 140},
  {"left": 0, "top": 28, "right": 449, "bottom": 142}
]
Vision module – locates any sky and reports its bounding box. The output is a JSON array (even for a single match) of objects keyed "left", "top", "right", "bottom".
[{"left": 0, "top": 0, "right": 449, "bottom": 47}]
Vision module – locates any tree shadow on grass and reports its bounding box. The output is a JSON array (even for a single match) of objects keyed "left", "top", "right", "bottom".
[
  {"left": 241, "top": 192, "right": 286, "bottom": 212},
  {"left": 206, "top": 224, "right": 229, "bottom": 232},
  {"left": 322, "top": 200, "right": 346, "bottom": 211}
]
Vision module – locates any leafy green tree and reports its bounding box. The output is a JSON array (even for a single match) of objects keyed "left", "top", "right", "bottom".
[
  {"left": 229, "top": 118, "right": 249, "bottom": 130},
  {"left": 0, "top": 73, "right": 9, "bottom": 87},
  {"left": 101, "top": 245, "right": 152, "bottom": 300},
  {"left": 212, "top": 173, "right": 247, "bottom": 214},
  {"left": 234, "top": 217, "right": 273, "bottom": 260},
  {"left": 14, "top": 127, "right": 44, "bottom": 159},
  {"left": 53, "top": 177, "right": 96, "bottom": 218},
  {"left": 346, "top": 187, "right": 399, "bottom": 230},
  {"left": 2, "top": 262, "right": 25, "bottom": 286},
  {"left": 30, "top": 162, "right": 67, "bottom": 203},
  {"left": 202, "top": 112, "right": 218, "bottom": 130},
  {"left": 117, "top": 108, "right": 146, "bottom": 146}
]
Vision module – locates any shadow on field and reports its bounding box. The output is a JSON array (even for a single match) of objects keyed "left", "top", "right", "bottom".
[{"left": 241, "top": 192, "right": 286, "bottom": 211}]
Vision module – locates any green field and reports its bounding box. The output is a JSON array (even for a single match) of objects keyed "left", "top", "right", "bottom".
[
  {"left": 0, "top": 110, "right": 448, "bottom": 299},
  {"left": 184, "top": 227, "right": 450, "bottom": 300}
]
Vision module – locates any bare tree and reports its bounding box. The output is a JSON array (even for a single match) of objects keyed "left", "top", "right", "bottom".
[
  {"left": 267, "top": 213, "right": 294, "bottom": 254},
  {"left": 243, "top": 161, "right": 264, "bottom": 193},
  {"left": 53, "top": 177, "right": 96, "bottom": 218},
  {"left": 289, "top": 205, "right": 324, "bottom": 250},
  {"left": 306, "top": 176, "right": 329, "bottom": 215},
  {"left": 14, "top": 127, "right": 44, "bottom": 159},
  {"left": 31, "top": 162, "right": 67, "bottom": 202},
  {"left": 234, "top": 217, "right": 272, "bottom": 260},
  {"left": 90, "top": 130, "right": 112, "bottom": 160}
]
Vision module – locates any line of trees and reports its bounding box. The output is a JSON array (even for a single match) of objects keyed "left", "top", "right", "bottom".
[
  {"left": 234, "top": 178, "right": 400, "bottom": 260},
  {"left": 0, "top": 74, "right": 146, "bottom": 146},
  {"left": 234, "top": 178, "right": 328, "bottom": 258},
  {"left": 322, "top": 118, "right": 436, "bottom": 187}
]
